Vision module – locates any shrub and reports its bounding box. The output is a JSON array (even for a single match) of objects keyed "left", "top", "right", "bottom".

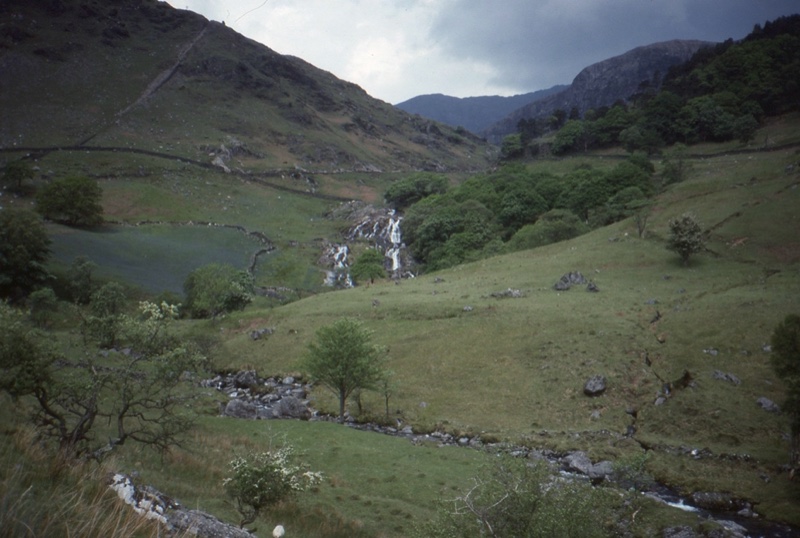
[
  {"left": 183, "top": 263, "right": 253, "bottom": 318},
  {"left": 666, "top": 212, "right": 705, "bottom": 265},
  {"left": 223, "top": 445, "right": 323, "bottom": 528}
]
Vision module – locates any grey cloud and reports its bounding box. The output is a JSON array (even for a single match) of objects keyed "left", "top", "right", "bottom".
[{"left": 430, "top": 0, "right": 799, "bottom": 92}]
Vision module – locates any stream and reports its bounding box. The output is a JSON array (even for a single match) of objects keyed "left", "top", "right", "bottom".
[{"left": 210, "top": 372, "right": 799, "bottom": 537}]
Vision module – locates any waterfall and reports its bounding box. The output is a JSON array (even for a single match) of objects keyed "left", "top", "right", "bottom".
[{"left": 385, "top": 213, "right": 403, "bottom": 273}]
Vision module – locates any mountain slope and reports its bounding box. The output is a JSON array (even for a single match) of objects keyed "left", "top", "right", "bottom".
[
  {"left": 394, "top": 86, "right": 566, "bottom": 135},
  {"left": 483, "top": 40, "right": 712, "bottom": 143},
  {"left": 0, "top": 0, "right": 494, "bottom": 174}
]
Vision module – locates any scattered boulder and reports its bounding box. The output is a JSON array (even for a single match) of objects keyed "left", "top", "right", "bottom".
[
  {"left": 233, "top": 370, "right": 258, "bottom": 388},
  {"left": 712, "top": 370, "right": 741, "bottom": 385},
  {"left": 586, "top": 281, "right": 600, "bottom": 292},
  {"left": 491, "top": 288, "right": 523, "bottom": 298},
  {"left": 275, "top": 395, "right": 311, "bottom": 420},
  {"left": 222, "top": 399, "right": 257, "bottom": 419},
  {"left": 689, "top": 491, "right": 744, "bottom": 512},
  {"left": 554, "top": 271, "right": 586, "bottom": 291},
  {"left": 663, "top": 526, "right": 698, "bottom": 538},
  {"left": 756, "top": 397, "right": 780, "bottom": 413},
  {"left": 250, "top": 327, "right": 274, "bottom": 340},
  {"left": 583, "top": 375, "right": 607, "bottom": 396}
]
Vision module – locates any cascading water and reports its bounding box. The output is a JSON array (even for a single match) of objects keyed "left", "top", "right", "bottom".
[{"left": 322, "top": 203, "right": 415, "bottom": 286}]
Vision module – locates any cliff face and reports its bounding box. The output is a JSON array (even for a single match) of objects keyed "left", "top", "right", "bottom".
[{"left": 483, "top": 40, "right": 713, "bottom": 143}]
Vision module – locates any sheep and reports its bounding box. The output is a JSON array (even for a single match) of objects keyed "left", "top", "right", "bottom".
[{"left": 273, "top": 524, "right": 286, "bottom": 537}]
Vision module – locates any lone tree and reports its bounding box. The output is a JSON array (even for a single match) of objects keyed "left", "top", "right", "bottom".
[
  {"left": 770, "top": 314, "right": 800, "bottom": 476},
  {"left": 0, "top": 209, "right": 52, "bottom": 300},
  {"left": 302, "top": 318, "right": 386, "bottom": 421},
  {"left": 350, "top": 248, "right": 386, "bottom": 285},
  {"left": 2, "top": 160, "right": 35, "bottom": 192},
  {"left": 666, "top": 212, "right": 705, "bottom": 265},
  {"left": 36, "top": 176, "right": 104, "bottom": 227}
]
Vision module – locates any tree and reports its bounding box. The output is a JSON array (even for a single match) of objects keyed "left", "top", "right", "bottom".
[
  {"left": 183, "top": 263, "right": 254, "bottom": 318},
  {"left": 84, "top": 281, "right": 128, "bottom": 347},
  {"left": 0, "top": 209, "right": 52, "bottom": 300},
  {"left": 28, "top": 287, "right": 59, "bottom": 328},
  {"left": 384, "top": 173, "right": 448, "bottom": 210},
  {"left": 2, "top": 160, "right": 35, "bottom": 192},
  {"left": 770, "top": 314, "right": 800, "bottom": 476},
  {"left": 67, "top": 256, "right": 97, "bottom": 305},
  {"left": 223, "top": 444, "right": 322, "bottom": 529},
  {"left": 36, "top": 176, "right": 104, "bottom": 227},
  {"left": 0, "top": 300, "right": 204, "bottom": 460},
  {"left": 506, "top": 209, "right": 589, "bottom": 253},
  {"left": 666, "top": 212, "right": 705, "bottom": 265},
  {"left": 660, "top": 143, "right": 693, "bottom": 186},
  {"left": 350, "top": 248, "right": 386, "bottom": 285},
  {"left": 302, "top": 318, "right": 386, "bottom": 421}
]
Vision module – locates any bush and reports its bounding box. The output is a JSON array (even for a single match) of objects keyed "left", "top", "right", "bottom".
[
  {"left": 507, "top": 209, "right": 589, "bottom": 252},
  {"left": 666, "top": 212, "right": 705, "bottom": 265},
  {"left": 223, "top": 445, "right": 322, "bottom": 528},
  {"left": 183, "top": 263, "right": 253, "bottom": 318},
  {"left": 384, "top": 173, "right": 448, "bottom": 210},
  {"left": 414, "top": 457, "right": 617, "bottom": 537}
]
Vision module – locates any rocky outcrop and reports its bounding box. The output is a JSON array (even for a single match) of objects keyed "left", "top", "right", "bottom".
[
  {"left": 108, "top": 473, "right": 253, "bottom": 537},
  {"left": 203, "top": 372, "right": 312, "bottom": 420},
  {"left": 483, "top": 40, "right": 713, "bottom": 143}
]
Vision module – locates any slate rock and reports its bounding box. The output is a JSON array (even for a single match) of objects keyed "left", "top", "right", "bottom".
[
  {"left": 222, "top": 399, "right": 257, "bottom": 419},
  {"left": 756, "top": 397, "right": 780, "bottom": 413},
  {"left": 583, "top": 375, "right": 607, "bottom": 396}
]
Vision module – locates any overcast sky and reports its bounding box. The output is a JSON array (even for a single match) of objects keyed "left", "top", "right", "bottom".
[{"left": 166, "top": 1, "right": 798, "bottom": 104}]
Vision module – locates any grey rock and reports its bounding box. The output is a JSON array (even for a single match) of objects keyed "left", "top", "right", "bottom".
[
  {"left": 712, "top": 370, "right": 741, "bottom": 385},
  {"left": 275, "top": 395, "right": 311, "bottom": 419},
  {"left": 564, "top": 451, "right": 593, "bottom": 474},
  {"left": 233, "top": 370, "right": 258, "bottom": 388},
  {"left": 588, "top": 460, "right": 614, "bottom": 481},
  {"left": 223, "top": 399, "right": 257, "bottom": 419},
  {"left": 690, "top": 491, "right": 735, "bottom": 511},
  {"left": 554, "top": 271, "right": 587, "bottom": 291},
  {"left": 583, "top": 375, "right": 607, "bottom": 396},
  {"left": 663, "top": 526, "right": 698, "bottom": 538},
  {"left": 757, "top": 397, "right": 780, "bottom": 413}
]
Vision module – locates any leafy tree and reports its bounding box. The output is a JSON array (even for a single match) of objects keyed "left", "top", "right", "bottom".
[
  {"left": 551, "top": 120, "right": 589, "bottom": 155},
  {"left": 0, "top": 209, "right": 52, "bottom": 300},
  {"left": 414, "top": 457, "right": 616, "bottom": 538},
  {"left": 770, "top": 314, "right": 800, "bottom": 475},
  {"left": 224, "top": 445, "right": 322, "bottom": 529},
  {"left": 28, "top": 287, "right": 59, "bottom": 328},
  {"left": 84, "top": 281, "right": 128, "bottom": 348},
  {"left": 666, "top": 212, "right": 705, "bottom": 265},
  {"left": 384, "top": 173, "right": 448, "bottom": 210},
  {"left": 2, "top": 160, "right": 35, "bottom": 192},
  {"left": 500, "top": 133, "right": 524, "bottom": 160},
  {"left": 0, "top": 301, "right": 202, "bottom": 460},
  {"left": 506, "top": 209, "right": 589, "bottom": 252},
  {"left": 36, "top": 176, "right": 104, "bottom": 227},
  {"left": 183, "top": 263, "right": 254, "bottom": 318},
  {"left": 498, "top": 187, "right": 548, "bottom": 237},
  {"left": 67, "top": 256, "right": 97, "bottom": 305},
  {"left": 302, "top": 318, "right": 386, "bottom": 421},
  {"left": 350, "top": 248, "right": 386, "bottom": 285},
  {"left": 660, "top": 143, "right": 693, "bottom": 186}
]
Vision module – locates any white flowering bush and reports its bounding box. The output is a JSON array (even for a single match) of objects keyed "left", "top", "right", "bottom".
[{"left": 223, "top": 445, "right": 323, "bottom": 528}]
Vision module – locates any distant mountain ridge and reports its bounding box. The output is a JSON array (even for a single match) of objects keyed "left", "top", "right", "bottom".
[
  {"left": 482, "top": 39, "right": 713, "bottom": 143},
  {"left": 394, "top": 86, "right": 566, "bottom": 135}
]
